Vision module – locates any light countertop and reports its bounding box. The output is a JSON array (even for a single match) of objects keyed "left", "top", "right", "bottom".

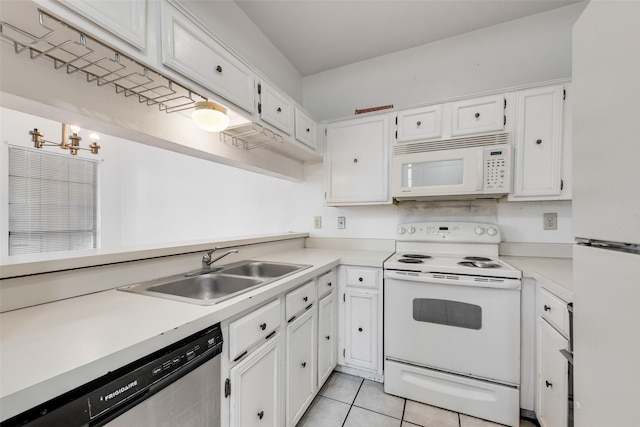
[
  {"left": 502, "top": 256, "right": 573, "bottom": 301},
  {"left": 0, "top": 247, "right": 392, "bottom": 421}
]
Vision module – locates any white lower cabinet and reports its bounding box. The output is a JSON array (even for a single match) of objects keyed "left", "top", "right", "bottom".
[
  {"left": 536, "top": 318, "right": 569, "bottom": 427},
  {"left": 338, "top": 266, "right": 383, "bottom": 380},
  {"left": 229, "top": 335, "right": 282, "bottom": 427},
  {"left": 317, "top": 292, "right": 337, "bottom": 386},
  {"left": 286, "top": 307, "right": 317, "bottom": 427}
]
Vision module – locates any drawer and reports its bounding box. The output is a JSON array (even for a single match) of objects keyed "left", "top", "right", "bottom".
[
  {"left": 537, "top": 287, "right": 569, "bottom": 336},
  {"left": 286, "top": 280, "right": 317, "bottom": 320},
  {"left": 295, "top": 108, "right": 317, "bottom": 149},
  {"left": 450, "top": 94, "right": 505, "bottom": 136},
  {"left": 229, "top": 299, "right": 281, "bottom": 360},
  {"left": 345, "top": 267, "right": 379, "bottom": 289},
  {"left": 260, "top": 81, "right": 294, "bottom": 135},
  {"left": 317, "top": 270, "right": 336, "bottom": 299}
]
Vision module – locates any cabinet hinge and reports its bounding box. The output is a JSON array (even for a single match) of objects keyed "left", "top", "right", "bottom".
[
  {"left": 225, "top": 378, "right": 231, "bottom": 398},
  {"left": 563, "top": 89, "right": 566, "bottom": 100},
  {"left": 258, "top": 102, "right": 262, "bottom": 114},
  {"left": 395, "top": 116, "right": 398, "bottom": 125},
  {"left": 343, "top": 293, "right": 345, "bottom": 302},
  {"left": 395, "top": 130, "right": 397, "bottom": 139},
  {"left": 561, "top": 179, "right": 564, "bottom": 190},
  {"left": 504, "top": 98, "right": 507, "bottom": 108},
  {"left": 325, "top": 128, "right": 327, "bottom": 136},
  {"left": 257, "top": 83, "right": 261, "bottom": 95},
  {"left": 504, "top": 115, "right": 506, "bottom": 126},
  {"left": 343, "top": 348, "right": 346, "bottom": 357}
]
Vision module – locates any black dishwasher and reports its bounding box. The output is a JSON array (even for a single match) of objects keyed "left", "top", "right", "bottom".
[{"left": 2, "top": 323, "right": 223, "bottom": 427}]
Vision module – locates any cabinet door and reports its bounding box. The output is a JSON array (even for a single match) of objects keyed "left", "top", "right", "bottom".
[
  {"left": 536, "top": 318, "right": 569, "bottom": 427},
  {"left": 260, "top": 81, "right": 294, "bottom": 135},
  {"left": 450, "top": 94, "right": 505, "bottom": 136},
  {"left": 325, "top": 115, "right": 391, "bottom": 205},
  {"left": 318, "top": 292, "right": 337, "bottom": 387},
  {"left": 286, "top": 308, "right": 317, "bottom": 427},
  {"left": 343, "top": 290, "right": 378, "bottom": 372},
  {"left": 512, "top": 85, "right": 564, "bottom": 199},
  {"left": 295, "top": 108, "right": 317, "bottom": 150},
  {"left": 161, "top": 4, "right": 255, "bottom": 113},
  {"left": 56, "top": 0, "right": 146, "bottom": 49},
  {"left": 396, "top": 104, "right": 442, "bottom": 142},
  {"left": 230, "top": 335, "right": 281, "bottom": 427}
]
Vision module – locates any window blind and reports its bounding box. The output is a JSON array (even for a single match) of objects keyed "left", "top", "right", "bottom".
[{"left": 8, "top": 146, "right": 98, "bottom": 255}]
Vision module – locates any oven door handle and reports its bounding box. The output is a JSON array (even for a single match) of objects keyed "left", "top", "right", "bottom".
[{"left": 385, "top": 270, "right": 521, "bottom": 290}]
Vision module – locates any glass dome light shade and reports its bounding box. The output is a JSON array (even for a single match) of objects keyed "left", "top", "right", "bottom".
[{"left": 192, "top": 101, "right": 230, "bottom": 132}]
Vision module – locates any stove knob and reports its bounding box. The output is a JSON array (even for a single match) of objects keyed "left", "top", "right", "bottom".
[
  {"left": 398, "top": 226, "right": 406, "bottom": 235},
  {"left": 474, "top": 226, "right": 486, "bottom": 235},
  {"left": 407, "top": 226, "right": 416, "bottom": 234},
  {"left": 487, "top": 227, "right": 498, "bottom": 237}
]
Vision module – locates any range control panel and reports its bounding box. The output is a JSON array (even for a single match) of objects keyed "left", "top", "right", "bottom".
[{"left": 396, "top": 221, "right": 501, "bottom": 243}]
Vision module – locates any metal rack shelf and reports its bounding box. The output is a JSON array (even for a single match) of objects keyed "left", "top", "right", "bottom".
[
  {"left": 0, "top": 7, "right": 206, "bottom": 114},
  {"left": 220, "top": 123, "right": 284, "bottom": 151}
]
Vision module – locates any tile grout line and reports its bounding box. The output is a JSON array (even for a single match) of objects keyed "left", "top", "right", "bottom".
[{"left": 340, "top": 379, "right": 365, "bottom": 427}]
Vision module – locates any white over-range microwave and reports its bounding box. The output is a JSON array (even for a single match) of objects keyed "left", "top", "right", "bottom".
[{"left": 392, "top": 133, "right": 512, "bottom": 200}]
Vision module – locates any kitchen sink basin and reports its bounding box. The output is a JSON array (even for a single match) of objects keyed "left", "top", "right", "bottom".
[{"left": 119, "top": 260, "right": 311, "bottom": 305}]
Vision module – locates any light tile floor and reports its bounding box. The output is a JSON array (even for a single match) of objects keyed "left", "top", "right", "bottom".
[{"left": 298, "top": 372, "right": 539, "bottom": 427}]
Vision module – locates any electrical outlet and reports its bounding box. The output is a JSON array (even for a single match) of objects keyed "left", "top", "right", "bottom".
[
  {"left": 314, "top": 216, "right": 322, "bottom": 229},
  {"left": 337, "top": 216, "right": 346, "bottom": 229},
  {"left": 543, "top": 213, "right": 557, "bottom": 230}
]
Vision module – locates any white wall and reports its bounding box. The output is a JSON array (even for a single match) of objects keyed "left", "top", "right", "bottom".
[{"left": 303, "top": 3, "right": 586, "bottom": 121}]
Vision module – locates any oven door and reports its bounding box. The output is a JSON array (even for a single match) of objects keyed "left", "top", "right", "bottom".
[{"left": 384, "top": 274, "right": 520, "bottom": 384}]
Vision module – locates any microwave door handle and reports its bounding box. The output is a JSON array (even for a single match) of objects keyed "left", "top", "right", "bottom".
[{"left": 476, "top": 151, "right": 484, "bottom": 191}]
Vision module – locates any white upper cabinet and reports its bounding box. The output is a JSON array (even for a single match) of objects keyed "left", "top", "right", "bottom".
[
  {"left": 259, "top": 81, "right": 295, "bottom": 135},
  {"left": 294, "top": 108, "right": 318, "bottom": 150},
  {"left": 325, "top": 114, "right": 391, "bottom": 206},
  {"left": 55, "top": 0, "right": 147, "bottom": 49},
  {"left": 396, "top": 104, "right": 442, "bottom": 142},
  {"left": 450, "top": 94, "right": 505, "bottom": 136},
  {"left": 161, "top": 2, "right": 255, "bottom": 113},
  {"left": 510, "top": 84, "right": 568, "bottom": 200}
]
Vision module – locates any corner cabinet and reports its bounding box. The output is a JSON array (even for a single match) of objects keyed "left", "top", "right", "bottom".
[
  {"left": 161, "top": 2, "right": 255, "bottom": 113},
  {"left": 325, "top": 114, "right": 392, "bottom": 206},
  {"left": 337, "top": 265, "right": 383, "bottom": 381},
  {"left": 509, "top": 84, "right": 571, "bottom": 201}
]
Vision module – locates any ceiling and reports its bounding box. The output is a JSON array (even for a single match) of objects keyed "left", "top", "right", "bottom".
[{"left": 234, "top": 0, "right": 580, "bottom": 76}]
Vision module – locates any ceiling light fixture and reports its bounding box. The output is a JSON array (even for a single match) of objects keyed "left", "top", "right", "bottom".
[
  {"left": 192, "top": 101, "right": 230, "bottom": 132},
  {"left": 29, "top": 123, "right": 100, "bottom": 155}
]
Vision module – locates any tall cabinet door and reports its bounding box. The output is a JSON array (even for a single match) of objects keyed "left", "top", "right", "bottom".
[
  {"left": 318, "top": 292, "right": 337, "bottom": 387},
  {"left": 325, "top": 114, "right": 391, "bottom": 205},
  {"left": 512, "top": 85, "right": 564, "bottom": 198},
  {"left": 229, "top": 336, "right": 281, "bottom": 427},
  {"left": 343, "top": 291, "right": 378, "bottom": 372},
  {"left": 286, "top": 308, "right": 317, "bottom": 427}
]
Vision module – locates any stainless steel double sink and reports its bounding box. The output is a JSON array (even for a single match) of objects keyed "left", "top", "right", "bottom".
[{"left": 119, "top": 260, "right": 311, "bottom": 305}]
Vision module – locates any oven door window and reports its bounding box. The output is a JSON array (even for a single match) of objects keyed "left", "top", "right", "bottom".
[
  {"left": 413, "top": 298, "right": 482, "bottom": 330},
  {"left": 402, "top": 159, "right": 464, "bottom": 188}
]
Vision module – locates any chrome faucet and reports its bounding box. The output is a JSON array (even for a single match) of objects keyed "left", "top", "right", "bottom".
[{"left": 202, "top": 247, "right": 239, "bottom": 269}]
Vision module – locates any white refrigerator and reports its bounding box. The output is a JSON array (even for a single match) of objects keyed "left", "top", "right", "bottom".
[{"left": 572, "top": 2, "right": 640, "bottom": 427}]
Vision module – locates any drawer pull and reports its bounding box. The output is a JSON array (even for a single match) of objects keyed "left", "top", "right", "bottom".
[
  {"left": 358, "top": 277, "right": 363, "bottom": 282},
  {"left": 325, "top": 335, "right": 331, "bottom": 340},
  {"left": 301, "top": 362, "right": 307, "bottom": 368},
  {"left": 475, "top": 112, "right": 480, "bottom": 119},
  {"left": 536, "top": 139, "right": 542, "bottom": 145},
  {"left": 303, "top": 296, "right": 308, "bottom": 302},
  {"left": 328, "top": 282, "right": 332, "bottom": 287},
  {"left": 260, "top": 323, "right": 267, "bottom": 331},
  {"left": 545, "top": 380, "right": 553, "bottom": 388},
  {"left": 544, "top": 305, "right": 551, "bottom": 312},
  {"left": 233, "top": 350, "right": 248, "bottom": 362},
  {"left": 306, "top": 128, "right": 310, "bottom": 132},
  {"left": 257, "top": 410, "right": 264, "bottom": 420},
  {"left": 358, "top": 327, "right": 363, "bottom": 332},
  {"left": 277, "top": 107, "right": 282, "bottom": 113},
  {"left": 416, "top": 120, "right": 422, "bottom": 126},
  {"left": 216, "top": 65, "right": 222, "bottom": 73}
]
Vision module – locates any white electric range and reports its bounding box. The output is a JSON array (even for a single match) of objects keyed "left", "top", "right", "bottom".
[{"left": 383, "top": 222, "right": 522, "bottom": 427}]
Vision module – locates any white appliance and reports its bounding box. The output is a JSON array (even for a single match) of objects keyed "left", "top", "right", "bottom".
[
  {"left": 572, "top": 3, "right": 640, "bottom": 427},
  {"left": 384, "top": 222, "right": 522, "bottom": 427},
  {"left": 391, "top": 135, "right": 511, "bottom": 200}
]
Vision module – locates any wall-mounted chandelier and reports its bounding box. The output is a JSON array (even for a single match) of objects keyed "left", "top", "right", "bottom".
[{"left": 29, "top": 123, "right": 100, "bottom": 155}]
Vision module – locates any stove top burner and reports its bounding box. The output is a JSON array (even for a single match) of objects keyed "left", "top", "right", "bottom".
[
  {"left": 458, "top": 261, "right": 502, "bottom": 268},
  {"left": 401, "top": 254, "right": 432, "bottom": 259},
  {"left": 463, "top": 256, "right": 493, "bottom": 262},
  {"left": 398, "top": 258, "right": 425, "bottom": 264}
]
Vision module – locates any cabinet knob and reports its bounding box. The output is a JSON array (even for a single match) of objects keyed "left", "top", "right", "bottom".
[
  {"left": 358, "top": 277, "right": 363, "bottom": 282},
  {"left": 301, "top": 362, "right": 307, "bottom": 368},
  {"left": 260, "top": 323, "right": 267, "bottom": 331},
  {"left": 416, "top": 121, "right": 422, "bottom": 126},
  {"left": 303, "top": 296, "right": 308, "bottom": 302},
  {"left": 475, "top": 112, "right": 480, "bottom": 119},
  {"left": 536, "top": 139, "right": 542, "bottom": 144},
  {"left": 353, "top": 158, "right": 358, "bottom": 163},
  {"left": 277, "top": 107, "right": 282, "bottom": 113},
  {"left": 545, "top": 380, "right": 553, "bottom": 388},
  {"left": 326, "top": 335, "right": 331, "bottom": 340},
  {"left": 358, "top": 327, "right": 363, "bottom": 332},
  {"left": 306, "top": 128, "right": 310, "bottom": 132},
  {"left": 544, "top": 305, "right": 551, "bottom": 312},
  {"left": 328, "top": 282, "right": 332, "bottom": 287},
  {"left": 257, "top": 410, "right": 264, "bottom": 420},
  {"left": 216, "top": 65, "right": 222, "bottom": 73}
]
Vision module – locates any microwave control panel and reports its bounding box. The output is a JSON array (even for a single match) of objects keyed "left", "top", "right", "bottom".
[{"left": 483, "top": 146, "right": 510, "bottom": 193}]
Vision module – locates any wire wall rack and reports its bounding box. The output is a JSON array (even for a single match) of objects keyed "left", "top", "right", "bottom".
[
  {"left": 0, "top": 7, "right": 206, "bottom": 114},
  {"left": 220, "top": 122, "right": 284, "bottom": 151}
]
